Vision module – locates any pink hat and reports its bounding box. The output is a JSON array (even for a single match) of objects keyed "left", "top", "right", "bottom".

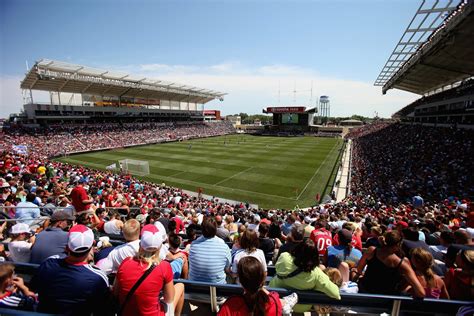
[
  {"left": 140, "top": 224, "right": 163, "bottom": 251},
  {"left": 68, "top": 225, "right": 94, "bottom": 253}
]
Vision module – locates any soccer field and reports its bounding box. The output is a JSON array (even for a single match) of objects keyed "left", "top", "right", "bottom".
[{"left": 57, "top": 134, "right": 343, "bottom": 209}]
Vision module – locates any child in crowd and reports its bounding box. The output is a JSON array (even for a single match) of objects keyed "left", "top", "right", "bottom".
[
  {"left": 324, "top": 267, "right": 359, "bottom": 294},
  {"left": 167, "top": 233, "right": 188, "bottom": 279},
  {"left": 0, "top": 263, "right": 36, "bottom": 310}
]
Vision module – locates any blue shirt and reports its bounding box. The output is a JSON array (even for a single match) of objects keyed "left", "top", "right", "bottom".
[
  {"left": 327, "top": 245, "right": 362, "bottom": 268},
  {"left": 14, "top": 201, "right": 40, "bottom": 226},
  {"left": 33, "top": 258, "right": 110, "bottom": 315},
  {"left": 30, "top": 228, "right": 68, "bottom": 264},
  {"left": 189, "top": 236, "right": 231, "bottom": 284}
]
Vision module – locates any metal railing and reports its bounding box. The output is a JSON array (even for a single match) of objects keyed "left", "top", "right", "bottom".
[{"left": 8, "top": 262, "right": 473, "bottom": 316}]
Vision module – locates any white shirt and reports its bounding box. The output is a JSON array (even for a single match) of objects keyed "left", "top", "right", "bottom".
[
  {"left": 8, "top": 241, "right": 32, "bottom": 263},
  {"left": 231, "top": 249, "right": 267, "bottom": 274},
  {"left": 97, "top": 240, "right": 140, "bottom": 274},
  {"left": 104, "top": 219, "right": 122, "bottom": 235}
]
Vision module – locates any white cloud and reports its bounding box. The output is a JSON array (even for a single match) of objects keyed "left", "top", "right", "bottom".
[
  {"left": 0, "top": 62, "right": 418, "bottom": 119},
  {"left": 0, "top": 76, "right": 24, "bottom": 118}
]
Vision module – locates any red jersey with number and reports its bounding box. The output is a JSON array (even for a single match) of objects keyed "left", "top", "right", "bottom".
[{"left": 310, "top": 229, "right": 333, "bottom": 255}]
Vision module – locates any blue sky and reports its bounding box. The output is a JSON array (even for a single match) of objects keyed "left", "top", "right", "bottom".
[{"left": 0, "top": 0, "right": 423, "bottom": 118}]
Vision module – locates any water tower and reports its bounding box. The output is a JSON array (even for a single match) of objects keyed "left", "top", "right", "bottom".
[{"left": 319, "top": 95, "right": 330, "bottom": 119}]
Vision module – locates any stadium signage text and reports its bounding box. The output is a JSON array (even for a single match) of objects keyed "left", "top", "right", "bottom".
[{"left": 266, "top": 106, "right": 306, "bottom": 113}]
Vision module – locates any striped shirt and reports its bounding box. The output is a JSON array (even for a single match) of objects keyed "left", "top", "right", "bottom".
[
  {"left": 189, "top": 236, "right": 231, "bottom": 284},
  {"left": 0, "top": 291, "right": 35, "bottom": 310}
]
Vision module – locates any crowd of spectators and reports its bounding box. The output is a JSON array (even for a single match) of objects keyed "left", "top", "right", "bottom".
[
  {"left": 0, "top": 121, "right": 472, "bottom": 315},
  {"left": 1, "top": 121, "right": 235, "bottom": 159},
  {"left": 348, "top": 123, "right": 474, "bottom": 204}
]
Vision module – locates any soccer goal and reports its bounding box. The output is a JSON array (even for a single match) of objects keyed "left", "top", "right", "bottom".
[{"left": 119, "top": 159, "right": 150, "bottom": 176}]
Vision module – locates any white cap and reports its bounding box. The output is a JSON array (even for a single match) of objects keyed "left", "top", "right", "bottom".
[
  {"left": 11, "top": 223, "right": 30, "bottom": 234},
  {"left": 68, "top": 225, "right": 95, "bottom": 253},
  {"left": 140, "top": 224, "right": 163, "bottom": 252}
]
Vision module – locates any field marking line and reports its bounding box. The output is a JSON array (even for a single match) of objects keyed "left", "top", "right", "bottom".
[
  {"left": 296, "top": 142, "right": 339, "bottom": 200},
  {"left": 168, "top": 170, "right": 186, "bottom": 177},
  {"left": 213, "top": 167, "right": 254, "bottom": 186},
  {"left": 144, "top": 172, "right": 295, "bottom": 201}
]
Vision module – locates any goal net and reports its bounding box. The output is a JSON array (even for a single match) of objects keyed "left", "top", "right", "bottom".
[{"left": 119, "top": 159, "right": 150, "bottom": 176}]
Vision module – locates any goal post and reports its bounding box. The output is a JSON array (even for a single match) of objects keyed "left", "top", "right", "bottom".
[{"left": 118, "top": 159, "right": 150, "bottom": 176}]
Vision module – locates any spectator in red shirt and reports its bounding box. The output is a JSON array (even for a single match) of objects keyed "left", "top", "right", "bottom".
[
  {"left": 310, "top": 220, "right": 333, "bottom": 256},
  {"left": 114, "top": 224, "right": 184, "bottom": 316},
  {"left": 219, "top": 256, "right": 297, "bottom": 316},
  {"left": 170, "top": 211, "right": 184, "bottom": 234},
  {"left": 445, "top": 249, "right": 474, "bottom": 301},
  {"left": 70, "top": 179, "right": 93, "bottom": 215}
]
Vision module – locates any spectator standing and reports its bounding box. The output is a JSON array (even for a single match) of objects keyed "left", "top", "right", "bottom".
[
  {"left": 189, "top": 217, "right": 231, "bottom": 284},
  {"left": 30, "top": 211, "right": 74, "bottom": 264},
  {"left": 70, "top": 179, "right": 93, "bottom": 215}
]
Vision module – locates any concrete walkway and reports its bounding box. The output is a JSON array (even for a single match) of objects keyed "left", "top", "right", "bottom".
[{"left": 334, "top": 139, "right": 352, "bottom": 202}]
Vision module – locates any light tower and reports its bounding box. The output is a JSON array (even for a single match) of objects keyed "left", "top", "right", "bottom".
[{"left": 318, "top": 95, "right": 330, "bottom": 123}]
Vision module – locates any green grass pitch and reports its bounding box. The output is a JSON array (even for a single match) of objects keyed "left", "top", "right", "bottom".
[{"left": 57, "top": 134, "right": 343, "bottom": 209}]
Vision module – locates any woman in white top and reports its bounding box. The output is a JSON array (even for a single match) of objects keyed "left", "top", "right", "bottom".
[
  {"left": 104, "top": 211, "right": 124, "bottom": 235},
  {"left": 231, "top": 229, "right": 267, "bottom": 281}
]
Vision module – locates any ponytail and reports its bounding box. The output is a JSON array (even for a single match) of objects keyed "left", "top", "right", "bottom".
[
  {"left": 411, "top": 247, "right": 436, "bottom": 289},
  {"left": 243, "top": 287, "right": 269, "bottom": 316},
  {"left": 378, "top": 236, "right": 386, "bottom": 247},
  {"left": 423, "top": 267, "right": 435, "bottom": 288}
]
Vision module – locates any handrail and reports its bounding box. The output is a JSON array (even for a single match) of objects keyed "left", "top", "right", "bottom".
[
  {"left": 175, "top": 279, "right": 471, "bottom": 315},
  {"left": 8, "top": 264, "right": 472, "bottom": 315}
]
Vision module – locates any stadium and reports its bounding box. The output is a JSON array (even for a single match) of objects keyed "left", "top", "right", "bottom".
[{"left": 0, "top": 0, "right": 473, "bottom": 316}]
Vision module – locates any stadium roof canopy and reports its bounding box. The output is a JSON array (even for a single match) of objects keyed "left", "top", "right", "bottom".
[
  {"left": 20, "top": 59, "right": 226, "bottom": 104},
  {"left": 375, "top": 0, "right": 474, "bottom": 95}
]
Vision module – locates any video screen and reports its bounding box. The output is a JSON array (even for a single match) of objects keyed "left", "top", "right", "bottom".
[{"left": 281, "top": 113, "right": 299, "bottom": 124}]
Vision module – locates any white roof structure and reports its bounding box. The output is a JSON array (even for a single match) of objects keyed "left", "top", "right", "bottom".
[
  {"left": 21, "top": 59, "right": 226, "bottom": 104},
  {"left": 374, "top": 0, "right": 474, "bottom": 95}
]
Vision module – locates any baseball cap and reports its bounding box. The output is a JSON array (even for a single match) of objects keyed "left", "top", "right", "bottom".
[
  {"left": 51, "top": 211, "right": 75, "bottom": 222},
  {"left": 11, "top": 223, "right": 30, "bottom": 235},
  {"left": 396, "top": 221, "right": 409, "bottom": 228},
  {"left": 68, "top": 224, "right": 94, "bottom": 253},
  {"left": 140, "top": 224, "right": 163, "bottom": 252}
]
